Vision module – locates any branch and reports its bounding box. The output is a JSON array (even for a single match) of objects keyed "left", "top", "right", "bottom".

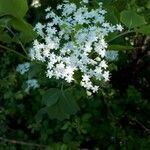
[
  {"left": 129, "top": 117, "right": 150, "bottom": 133},
  {"left": 0, "top": 44, "right": 29, "bottom": 60},
  {"left": 0, "top": 137, "right": 46, "bottom": 148},
  {"left": 6, "top": 26, "right": 28, "bottom": 56}
]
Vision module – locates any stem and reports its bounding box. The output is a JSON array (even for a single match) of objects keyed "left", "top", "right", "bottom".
[
  {"left": 129, "top": 117, "right": 150, "bottom": 133},
  {"left": 61, "top": 82, "right": 64, "bottom": 92},
  {"left": 0, "top": 44, "right": 29, "bottom": 60},
  {"left": 18, "top": 41, "right": 28, "bottom": 56},
  {"left": 0, "top": 137, "right": 46, "bottom": 148},
  {"left": 108, "top": 30, "right": 135, "bottom": 43},
  {"left": 6, "top": 26, "right": 28, "bottom": 56}
]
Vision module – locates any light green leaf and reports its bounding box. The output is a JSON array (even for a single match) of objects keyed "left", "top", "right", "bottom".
[
  {"left": 0, "top": 0, "right": 28, "bottom": 18},
  {"left": 120, "top": 10, "right": 146, "bottom": 28}
]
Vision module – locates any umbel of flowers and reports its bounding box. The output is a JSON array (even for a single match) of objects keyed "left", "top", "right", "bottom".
[{"left": 18, "top": 0, "right": 123, "bottom": 95}]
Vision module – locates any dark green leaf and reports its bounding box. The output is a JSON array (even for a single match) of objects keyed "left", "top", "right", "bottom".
[
  {"left": 0, "top": 31, "right": 12, "bottom": 43},
  {"left": 10, "top": 17, "right": 37, "bottom": 43},
  {"left": 46, "top": 90, "right": 79, "bottom": 120},
  {"left": 0, "top": 17, "right": 12, "bottom": 27},
  {"left": 136, "top": 25, "right": 150, "bottom": 35},
  {"left": 60, "top": 91, "right": 79, "bottom": 115},
  {"left": 108, "top": 44, "right": 134, "bottom": 51},
  {"left": 43, "top": 88, "right": 60, "bottom": 107}
]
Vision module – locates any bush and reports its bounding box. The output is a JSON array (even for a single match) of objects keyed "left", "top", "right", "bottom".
[{"left": 0, "top": 0, "right": 149, "bottom": 149}]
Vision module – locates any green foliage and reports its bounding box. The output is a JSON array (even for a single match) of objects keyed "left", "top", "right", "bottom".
[
  {"left": 0, "top": 0, "right": 36, "bottom": 44},
  {"left": 0, "top": 0, "right": 150, "bottom": 149},
  {"left": 0, "top": 0, "right": 28, "bottom": 18},
  {"left": 120, "top": 10, "right": 146, "bottom": 29},
  {"left": 136, "top": 25, "right": 150, "bottom": 35},
  {"left": 43, "top": 89, "right": 60, "bottom": 107},
  {"left": 42, "top": 88, "right": 79, "bottom": 120}
]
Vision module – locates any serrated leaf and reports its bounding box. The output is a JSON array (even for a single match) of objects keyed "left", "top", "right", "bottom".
[
  {"left": 120, "top": 10, "right": 146, "bottom": 28},
  {"left": 43, "top": 88, "right": 60, "bottom": 107},
  {"left": 0, "top": 0, "right": 28, "bottom": 19}
]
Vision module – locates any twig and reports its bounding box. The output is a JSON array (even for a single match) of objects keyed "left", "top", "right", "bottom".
[
  {"left": 0, "top": 44, "right": 29, "bottom": 60},
  {"left": 6, "top": 26, "right": 28, "bottom": 56},
  {"left": 0, "top": 137, "right": 46, "bottom": 148},
  {"left": 129, "top": 117, "right": 150, "bottom": 134}
]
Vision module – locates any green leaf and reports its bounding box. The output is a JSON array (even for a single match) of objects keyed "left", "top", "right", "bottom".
[
  {"left": 105, "top": 6, "right": 119, "bottom": 24},
  {"left": 146, "top": 0, "right": 150, "bottom": 9},
  {"left": 10, "top": 17, "right": 36, "bottom": 43},
  {"left": 0, "top": 31, "right": 12, "bottom": 43},
  {"left": 120, "top": 10, "right": 146, "bottom": 28},
  {"left": 47, "top": 103, "right": 69, "bottom": 120},
  {"left": 60, "top": 91, "right": 79, "bottom": 115},
  {"left": 43, "top": 88, "right": 60, "bottom": 107},
  {"left": 0, "top": 0, "right": 28, "bottom": 18},
  {"left": 135, "top": 25, "right": 150, "bottom": 35},
  {"left": 28, "top": 63, "right": 43, "bottom": 78},
  {"left": 108, "top": 44, "right": 134, "bottom": 51},
  {"left": 46, "top": 90, "right": 79, "bottom": 120},
  {"left": 0, "top": 17, "right": 12, "bottom": 27}
]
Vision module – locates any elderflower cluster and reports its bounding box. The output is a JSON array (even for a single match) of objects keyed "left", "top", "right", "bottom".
[
  {"left": 29, "top": 0, "right": 123, "bottom": 95},
  {"left": 105, "top": 50, "right": 118, "bottom": 61},
  {"left": 16, "top": 62, "right": 30, "bottom": 75},
  {"left": 25, "top": 79, "right": 39, "bottom": 93}
]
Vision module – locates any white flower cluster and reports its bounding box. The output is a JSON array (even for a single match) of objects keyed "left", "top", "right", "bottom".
[
  {"left": 105, "top": 50, "right": 118, "bottom": 61},
  {"left": 31, "top": 0, "right": 41, "bottom": 8},
  {"left": 25, "top": 79, "right": 39, "bottom": 93},
  {"left": 29, "top": 0, "right": 123, "bottom": 95},
  {"left": 16, "top": 62, "right": 30, "bottom": 75}
]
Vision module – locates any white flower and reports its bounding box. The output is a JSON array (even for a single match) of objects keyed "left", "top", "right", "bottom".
[
  {"left": 16, "top": 62, "right": 30, "bottom": 75},
  {"left": 25, "top": 79, "right": 39, "bottom": 92},
  {"left": 100, "top": 60, "right": 108, "bottom": 69},
  {"left": 105, "top": 50, "right": 118, "bottom": 61},
  {"left": 92, "top": 86, "right": 99, "bottom": 93},
  {"left": 31, "top": 0, "right": 41, "bottom": 8},
  {"left": 103, "top": 71, "right": 109, "bottom": 81},
  {"left": 34, "top": 23, "right": 45, "bottom": 37},
  {"left": 26, "top": 1, "right": 123, "bottom": 95},
  {"left": 116, "top": 24, "right": 123, "bottom": 31},
  {"left": 82, "top": 74, "right": 90, "bottom": 82},
  {"left": 82, "top": 0, "right": 89, "bottom": 4}
]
